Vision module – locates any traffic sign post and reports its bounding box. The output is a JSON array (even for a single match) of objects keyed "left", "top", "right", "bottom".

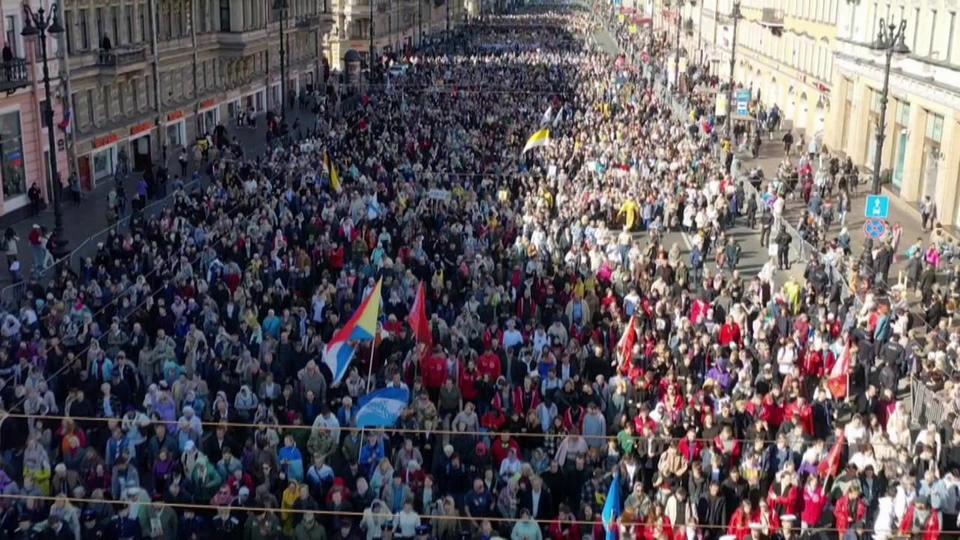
[
  {"left": 863, "top": 218, "right": 888, "bottom": 240},
  {"left": 735, "top": 89, "right": 751, "bottom": 117},
  {"left": 865, "top": 195, "right": 890, "bottom": 220}
]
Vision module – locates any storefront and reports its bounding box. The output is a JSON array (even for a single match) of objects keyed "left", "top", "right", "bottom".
[
  {"left": 88, "top": 133, "right": 120, "bottom": 189},
  {"left": 165, "top": 111, "right": 187, "bottom": 150},
  {"left": 197, "top": 99, "right": 221, "bottom": 137},
  {"left": 129, "top": 121, "right": 154, "bottom": 172},
  {"left": 0, "top": 108, "right": 27, "bottom": 210}
]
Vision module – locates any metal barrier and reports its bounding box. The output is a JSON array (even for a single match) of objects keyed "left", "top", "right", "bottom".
[{"left": 910, "top": 377, "right": 949, "bottom": 428}]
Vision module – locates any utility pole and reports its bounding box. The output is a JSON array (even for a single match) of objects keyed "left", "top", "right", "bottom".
[{"left": 673, "top": 3, "right": 681, "bottom": 92}]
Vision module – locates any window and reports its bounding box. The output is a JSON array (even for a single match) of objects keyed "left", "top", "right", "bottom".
[
  {"left": 0, "top": 111, "right": 26, "bottom": 199},
  {"left": 220, "top": 0, "right": 231, "bottom": 31},
  {"left": 126, "top": 7, "right": 133, "bottom": 44},
  {"left": 913, "top": 8, "right": 920, "bottom": 51},
  {"left": 79, "top": 9, "right": 90, "bottom": 49},
  {"left": 139, "top": 4, "right": 147, "bottom": 42},
  {"left": 897, "top": 102, "right": 910, "bottom": 126},
  {"left": 85, "top": 89, "right": 95, "bottom": 124},
  {"left": 166, "top": 121, "right": 184, "bottom": 147},
  {"left": 871, "top": 89, "right": 882, "bottom": 114},
  {"left": 930, "top": 10, "right": 938, "bottom": 57},
  {"left": 948, "top": 12, "right": 957, "bottom": 63},
  {"left": 92, "top": 149, "right": 114, "bottom": 179},
  {"left": 111, "top": 6, "right": 120, "bottom": 45},
  {"left": 927, "top": 112, "right": 944, "bottom": 142},
  {"left": 64, "top": 10, "right": 74, "bottom": 54},
  {"left": 5, "top": 16, "right": 17, "bottom": 57},
  {"left": 131, "top": 78, "right": 139, "bottom": 111},
  {"left": 96, "top": 8, "right": 104, "bottom": 46}
]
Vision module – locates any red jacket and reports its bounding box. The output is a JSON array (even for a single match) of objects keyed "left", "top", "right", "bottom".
[
  {"left": 477, "top": 352, "right": 502, "bottom": 381},
  {"left": 421, "top": 354, "right": 448, "bottom": 390},
  {"left": 782, "top": 400, "right": 814, "bottom": 435},
  {"left": 766, "top": 484, "right": 800, "bottom": 516},
  {"left": 898, "top": 504, "right": 941, "bottom": 540},
  {"left": 547, "top": 518, "right": 582, "bottom": 540},
  {"left": 833, "top": 495, "right": 867, "bottom": 536},
  {"left": 677, "top": 438, "right": 703, "bottom": 463},
  {"left": 801, "top": 486, "right": 827, "bottom": 527},
  {"left": 457, "top": 365, "right": 480, "bottom": 402},
  {"left": 511, "top": 386, "right": 541, "bottom": 415},
  {"left": 727, "top": 508, "right": 753, "bottom": 540},
  {"left": 718, "top": 322, "right": 742, "bottom": 348},
  {"left": 713, "top": 436, "right": 742, "bottom": 465}
]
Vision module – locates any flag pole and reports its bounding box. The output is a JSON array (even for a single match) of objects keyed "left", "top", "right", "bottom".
[{"left": 356, "top": 336, "right": 379, "bottom": 467}]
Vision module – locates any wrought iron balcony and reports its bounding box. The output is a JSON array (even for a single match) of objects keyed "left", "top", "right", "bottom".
[
  {"left": 761, "top": 8, "right": 784, "bottom": 27},
  {"left": 97, "top": 45, "right": 148, "bottom": 67},
  {"left": 0, "top": 59, "right": 30, "bottom": 94},
  {"left": 296, "top": 14, "right": 320, "bottom": 28}
]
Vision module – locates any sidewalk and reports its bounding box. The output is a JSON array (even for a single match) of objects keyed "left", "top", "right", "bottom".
[
  {"left": 0, "top": 107, "right": 318, "bottom": 285},
  {"left": 737, "top": 132, "right": 929, "bottom": 280}
]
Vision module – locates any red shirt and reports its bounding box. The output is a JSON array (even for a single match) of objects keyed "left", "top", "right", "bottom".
[
  {"left": 422, "top": 355, "right": 448, "bottom": 389},
  {"left": 477, "top": 352, "right": 501, "bottom": 381},
  {"left": 458, "top": 365, "right": 480, "bottom": 402}
]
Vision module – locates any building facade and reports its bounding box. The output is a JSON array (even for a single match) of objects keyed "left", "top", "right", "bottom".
[
  {"left": 676, "top": 0, "right": 838, "bottom": 136},
  {"left": 330, "top": 0, "right": 465, "bottom": 70},
  {"left": 0, "top": 0, "right": 71, "bottom": 216},
  {"left": 60, "top": 0, "right": 335, "bottom": 190},
  {"left": 827, "top": 0, "right": 960, "bottom": 226}
]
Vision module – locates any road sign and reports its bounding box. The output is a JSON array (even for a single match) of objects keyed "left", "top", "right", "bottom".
[
  {"left": 735, "top": 89, "right": 751, "bottom": 116},
  {"left": 863, "top": 218, "right": 888, "bottom": 240},
  {"left": 865, "top": 194, "right": 890, "bottom": 219}
]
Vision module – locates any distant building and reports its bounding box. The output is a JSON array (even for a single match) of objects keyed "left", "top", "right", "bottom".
[
  {"left": 828, "top": 0, "right": 960, "bottom": 226},
  {"left": 0, "top": 0, "right": 70, "bottom": 216}
]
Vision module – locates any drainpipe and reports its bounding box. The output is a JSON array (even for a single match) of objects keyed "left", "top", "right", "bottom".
[{"left": 58, "top": 19, "right": 79, "bottom": 182}]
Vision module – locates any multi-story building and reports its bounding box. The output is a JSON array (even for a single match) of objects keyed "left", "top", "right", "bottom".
[
  {"left": 0, "top": 0, "right": 71, "bottom": 216},
  {"left": 827, "top": 0, "right": 960, "bottom": 226},
  {"left": 330, "top": 0, "right": 465, "bottom": 69},
  {"left": 59, "top": 0, "right": 335, "bottom": 190},
  {"left": 676, "top": 0, "right": 837, "bottom": 136}
]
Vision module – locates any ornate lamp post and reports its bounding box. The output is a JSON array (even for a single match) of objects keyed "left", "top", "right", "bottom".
[
  {"left": 22, "top": 3, "right": 66, "bottom": 255},
  {"left": 869, "top": 18, "right": 909, "bottom": 194},
  {"left": 273, "top": 0, "right": 288, "bottom": 119}
]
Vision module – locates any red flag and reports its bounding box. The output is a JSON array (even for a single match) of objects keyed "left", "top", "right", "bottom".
[
  {"left": 817, "top": 433, "right": 846, "bottom": 479},
  {"left": 616, "top": 315, "right": 637, "bottom": 371},
  {"left": 408, "top": 282, "right": 432, "bottom": 350},
  {"left": 826, "top": 340, "right": 850, "bottom": 400}
]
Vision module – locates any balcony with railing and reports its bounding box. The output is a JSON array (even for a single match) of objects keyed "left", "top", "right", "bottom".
[
  {"left": 96, "top": 45, "right": 148, "bottom": 78},
  {"left": 0, "top": 59, "right": 30, "bottom": 94},
  {"left": 97, "top": 46, "right": 148, "bottom": 67},
  {"left": 760, "top": 8, "right": 784, "bottom": 27}
]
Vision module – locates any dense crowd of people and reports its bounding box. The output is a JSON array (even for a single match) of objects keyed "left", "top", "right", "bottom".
[{"left": 1, "top": 3, "right": 960, "bottom": 540}]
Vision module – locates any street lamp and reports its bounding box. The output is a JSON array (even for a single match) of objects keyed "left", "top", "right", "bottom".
[
  {"left": 869, "top": 18, "right": 909, "bottom": 194},
  {"left": 272, "top": 0, "right": 288, "bottom": 120},
  {"left": 21, "top": 3, "right": 66, "bottom": 256},
  {"left": 725, "top": 0, "right": 741, "bottom": 142},
  {"left": 674, "top": 3, "right": 681, "bottom": 92}
]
